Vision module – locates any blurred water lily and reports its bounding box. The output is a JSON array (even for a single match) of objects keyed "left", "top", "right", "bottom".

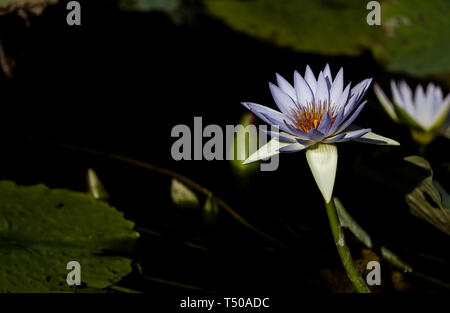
[
  {"left": 229, "top": 112, "right": 259, "bottom": 176},
  {"left": 242, "top": 64, "right": 399, "bottom": 202},
  {"left": 374, "top": 81, "right": 450, "bottom": 144}
]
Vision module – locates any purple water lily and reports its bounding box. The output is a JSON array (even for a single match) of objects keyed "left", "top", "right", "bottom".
[
  {"left": 242, "top": 64, "right": 398, "bottom": 164},
  {"left": 374, "top": 81, "right": 450, "bottom": 143},
  {"left": 240, "top": 65, "right": 399, "bottom": 293}
]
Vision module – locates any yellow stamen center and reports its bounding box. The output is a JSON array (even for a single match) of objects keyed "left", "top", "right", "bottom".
[{"left": 290, "top": 100, "right": 337, "bottom": 133}]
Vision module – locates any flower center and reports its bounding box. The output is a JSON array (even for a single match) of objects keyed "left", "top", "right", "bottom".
[{"left": 290, "top": 101, "right": 336, "bottom": 133}]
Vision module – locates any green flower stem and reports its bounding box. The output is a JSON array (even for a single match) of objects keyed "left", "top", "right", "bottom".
[
  {"left": 418, "top": 143, "right": 427, "bottom": 156},
  {"left": 325, "top": 199, "right": 370, "bottom": 293}
]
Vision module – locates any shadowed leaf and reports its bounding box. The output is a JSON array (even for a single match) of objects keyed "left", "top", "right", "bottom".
[
  {"left": 404, "top": 156, "right": 450, "bottom": 235},
  {"left": 0, "top": 180, "right": 139, "bottom": 292},
  {"left": 334, "top": 197, "right": 412, "bottom": 272}
]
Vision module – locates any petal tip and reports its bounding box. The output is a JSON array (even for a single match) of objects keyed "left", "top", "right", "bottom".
[{"left": 242, "top": 159, "right": 252, "bottom": 165}]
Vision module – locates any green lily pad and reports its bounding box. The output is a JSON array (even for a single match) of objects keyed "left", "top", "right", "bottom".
[
  {"left": 202, "top": 0, "right": 449, "bottom": 83},
  {"left": 203, "top": 0, "right": 383, "bottom": 56},
  {"left": 374, "top": 0, "right": 450, "bottom": 77},
  {"left": 118, "top": 0, "right": 180, "bottom": 12},
  {"left": 0, "top": 180, "right": 139, "bottom": 292}
]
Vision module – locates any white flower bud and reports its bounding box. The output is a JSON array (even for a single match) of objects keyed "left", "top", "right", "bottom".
[{"left": 306, "top": 143, "right": 338, "bottom": 203}]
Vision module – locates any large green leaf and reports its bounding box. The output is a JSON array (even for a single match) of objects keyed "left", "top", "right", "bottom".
[
  {"left": 374, "top": 0, "right": 450, "bottom": 77},
  {"left": 118, "top": 0, "right": 180, "bottom": 12},
  {"left": 0, "top": 180, "right": 139, "bottom": 292},
  {"left": 202, "top": 0, "right": 449, "bottom": 82},
  {"left": 203, "top": 0, "right": 383, "bottom": 56}
]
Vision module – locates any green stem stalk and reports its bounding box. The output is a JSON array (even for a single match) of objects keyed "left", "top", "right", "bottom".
[
  {"left": 325, "top": 199, "right": 370, "bottom": 293},
  {"left": 418, "top": 143, "right": 427, "bottom": 156}
]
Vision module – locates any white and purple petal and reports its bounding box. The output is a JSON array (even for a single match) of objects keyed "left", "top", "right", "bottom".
[
  {"left": 336, "top": 100, "right": 368, "bottom": 133},
  {"left": 399, "top": 81, "right": 415, "bottom": 116},
  {"left": 279, "top": 142, "right": 312, "bottom": 153},
  {"left": 315, "top": 71, "right": 329, "bottom": 106},
  {"left": 329, "top": 68, "right": 344, "bottom": 106},
  {"left": 276, "top": 73, "right": 297, "bottom": 101},
  {"left": 323, "top": 63, "right": 333, "bottom": 88},
  {"left": 269, "top": 83, "right": 297, "bottom": 116},
  {"left": 374, "top": 83, "right": 398, "bottom": 122},
  {"left": 294, "top": 70, "right": 314, "bottom": 107},
  {"left": 241, "top": 102, "right": 292, "bottom": 133},
  {"left": 317, "top": 112, "right": 333, "bottom": 136},
  {"left": 242, "top": 138, "right": 308, "bottom": 164},
  {"left": 261, "top": 128, "right": 298, "bottom": 143},
  {"left": 391, "top": 80, "right": 405, "bottom": 109},
  {"left": 324, "top": 128, "right": 371, "bottom": 143},
  {"left": 304, "top": 65, "right": 317, "bottom": 93}
]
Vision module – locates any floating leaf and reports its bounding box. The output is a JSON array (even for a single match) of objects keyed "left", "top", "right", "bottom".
[
  {"left": 204, "top": 0, "right": 383, "bottom": 56},
  {"left": 374, "top": 0, "right": 450, "bottom": 77},
  {"left": 118, "top": 0, "right": 180, "bottom": 13},
  {"left": 203, "top": 0, "right": 449, "bottom": 82},
  {"left": 0, "top": 180, "right": 139, "bottom": 292},
  {"left": 170, "top": 179, "right": 200, "bottom": 209}
]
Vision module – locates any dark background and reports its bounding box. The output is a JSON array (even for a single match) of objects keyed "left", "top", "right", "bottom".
[{"left": 0, "top": 0, "right": 449, "bottom": 295}]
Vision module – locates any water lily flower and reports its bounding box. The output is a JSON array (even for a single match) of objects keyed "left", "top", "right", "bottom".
[
  {"left": 241, "top": 64, "right": 399, "bottom": 293},
  {"left": 242, "top": 64, "right": 399, "bottom": 202},
  {"left": 374, "top": 80, "right": 450, "bottom": 144}
]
